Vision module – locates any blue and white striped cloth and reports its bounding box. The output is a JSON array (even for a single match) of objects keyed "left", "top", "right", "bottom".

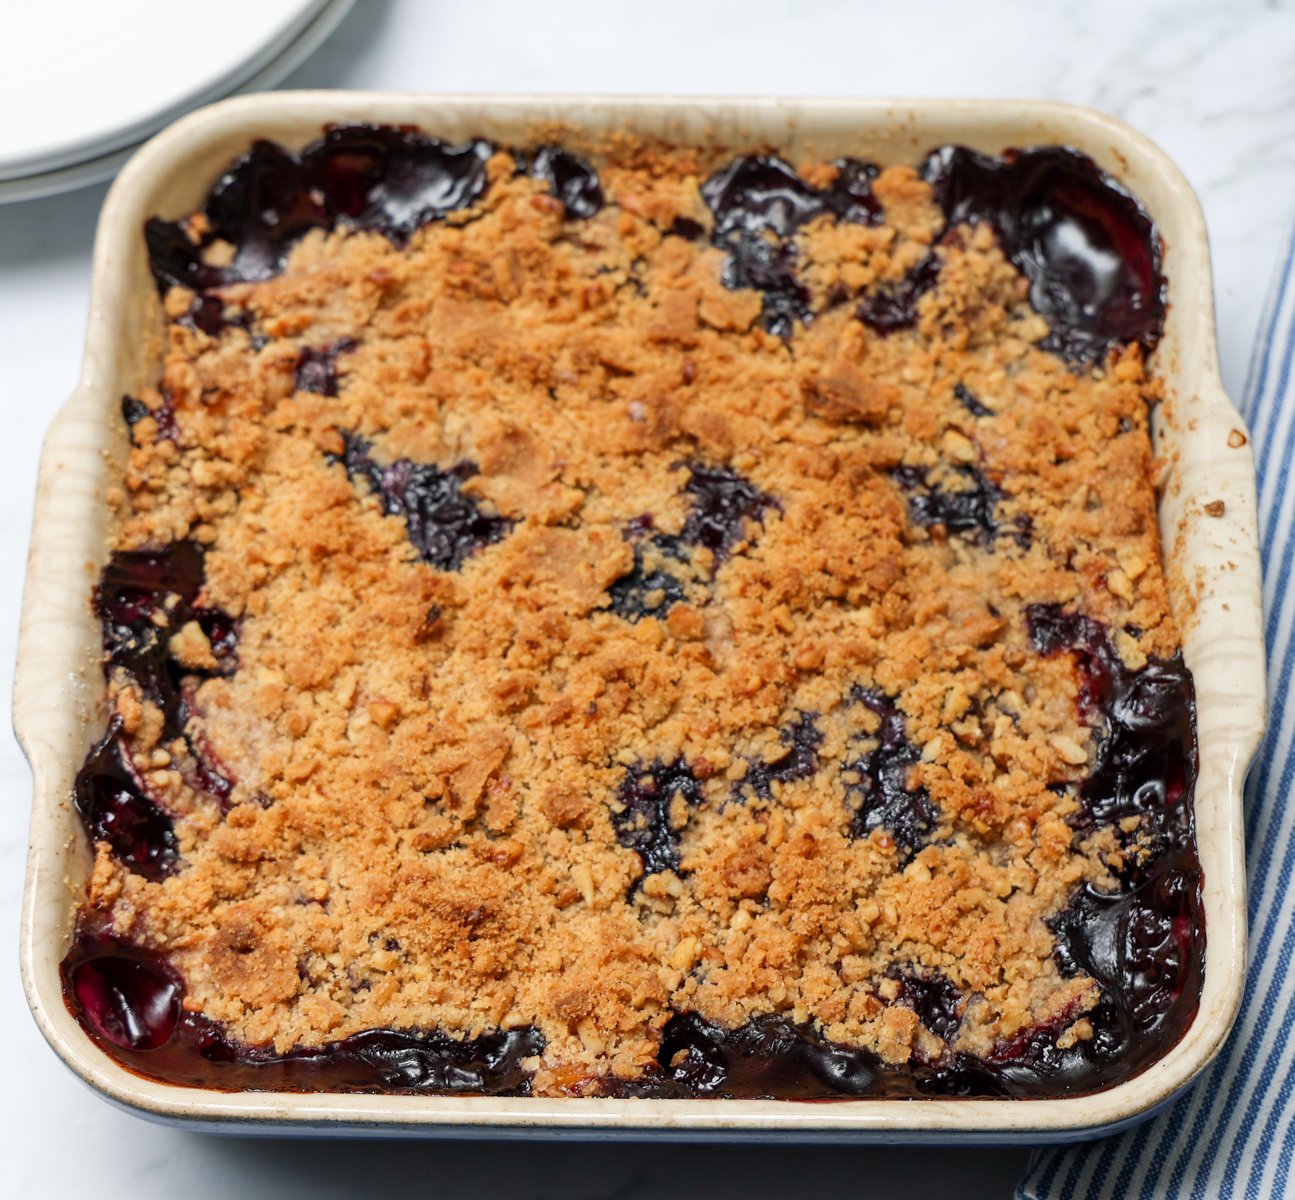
[{"left": 1017, "top": 220, "right": 1295, "bottom": 1200}]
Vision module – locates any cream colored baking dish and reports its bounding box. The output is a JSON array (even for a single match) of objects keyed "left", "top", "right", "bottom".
[{"left": 15, "top": 93, "right": 1265, "bottom": 1141}]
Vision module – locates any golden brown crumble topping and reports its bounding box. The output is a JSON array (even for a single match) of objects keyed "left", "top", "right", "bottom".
[{"left": 87, "top": 138, "right": 1179, "bottom": 1095}]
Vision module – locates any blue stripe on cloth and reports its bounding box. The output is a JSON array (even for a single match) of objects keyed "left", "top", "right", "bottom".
[{"left": 1017, "top": 213, "right": 1295, "bottom": 1200}]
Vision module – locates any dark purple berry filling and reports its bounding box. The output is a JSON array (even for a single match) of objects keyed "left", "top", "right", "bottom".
[
  {"left": 703, "top": 155, "right": 836, "bottom": 240},
  {"left": 73, "top": 722, "right": 180, "bottom": 882},
  {"left": 843, "top": 688, "right": 938, "bottom": 859},
  {"left": 71, "top": 941, "right": 182, "bottom": 1051},
  {"left": 703, "top": 154, "right": 883, "bottom": 240},
  {"left": 605, "top": 548, "right": 688, "bottom": 623},
  {"left": 857, "top": 251, "right": 942, "bottom": 335},
  {"left": 121, "top": 395, "right": 149, "bottom": 429},
  {"left": 734, "top": 711, "right": 822, "bottom": 802},
  {"left": 146, "top": 141, "right": 324, "bottom": 293},
  {"left": 954, "top": 382, "right": 994, "bottom": 418},
  {"left": 1021, "top": 604, "right": 1201, "bottom": 1088},
  {"left": 177, "top": 293, "right": 262, "bottom": 343},
  {"left": 181, "top": 722, "right": 235, "bottom": 809},
  {"left": 677, "top": 461, "right": 777, "bottom": 559},
  {"left": 717, "top": 231, "right": 811, "bottom": 340},
  {"left": 63, "top": 935, "right": 543, "bottom": 1094},
  {"left": 611, "top": 758, "right": 706, "bottom": 890},
  {"left": 121, "top": 394, "right": 178, "bottom": 445},
  {"left": 633, "top": 1012, "right": 882, "bottom": 1098},
  {"left": 701, "top": 154, "right": 882, "bottom": 337},
  {"left": 78, "top": 543, "right": 240, "bottom": 876},
  {"left": 889, "top": 969, "right": 965, "bottom": 1042},
  {"left": 195, "top": 610, "right": 239, "bottom": 664},
  {"left": 529, "top": 145, "right": 604, "bottom": 220},
  {"left": 822, "top": 158, "right": 885, "bottom": 226},
  {"left": 665, "top": 216, "right": 706, "bottom": 242},
  {"left": 853, "top": 146, "right": 1165, "bottom": 367},
  {"left": 95, "top": 542, "right": 238, "bottom": 736},
  {"left": 331, "top": 432, "right": 513, "bottom": 571},
  {"left": 1051, "top": 868, "right": 1198, "bottom": 1036},
  {"left": 294, "top": 339, "right": 357, "bottom": 397},
  {"left": 145, "top": 132, "right": 1163, "bottom": 370},
  {"left": 146, "top": 127, "right": 494, "bottom": 297},
  {"left": 309, "top": 126, "right": 492, "bottom": 239},
  {"left": 921, "top": 145, "right": 1165, "bottom": 365},
  {"left": 604, "top": 463, "right": 777, "bottom": 622},
  {"left": 892, "top": 462, "right": 1031, "bottom": 548},
  {"left": 1027, "top": 604, "right": 1196, "bottom": 877}
]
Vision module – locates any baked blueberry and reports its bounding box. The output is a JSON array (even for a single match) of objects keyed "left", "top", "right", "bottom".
[
  {"left": 734, "top": 711, "right": 822, "bottom": 801},
  {"left": 96, "top": 542, "right": 236, "bottom": 734},
  {"left": 604, "top": 464, "right": 776, "bottom": 621},
  {"left": 954, "top": 382, "right": 994, "bottom": 418},
  {"left": 677, "top": 462, "right": 777, "bottom": 559},
  {"left": 647, "top": 1011, "right": 881, "bottom": 1098},
  {"left": 74, "top": 723, "right": 180, "bottom": 881},
  {"left": 858, "top": 252, "right": 942, "bottom": 335},
  {"left": 892, "top": 462, "right": 1003, "bottom": 544},
  {"left": 294, "top": 339, "right": 357, "bottom": 396},
  {"left": 922, "top": 145, "right": 1165, "bottom": 364},
  {"left": 305, "top": 125, "right": 492, "bottom": 240},
  {"left": 843, "top": 688, "right": 938, "bottom": 859},
  {"left": 701, "top": 153, "right": 882, "bottom": 336},
  {"left": 70, "top": 942, "right": 181, "bottom": 1051},
  {"left": 606, "top": 548, "right": 688, "bottom": 622},
  {"left": 612, "top": 758, "right": 706, "bottom": 887},
  {"left": 146, "top": 126, "right": 494, "bottom": 295},
  {"left": 332, "top": 433, "right": 513, "bottom": 571},
  {"left": 529, "top": 145, "right": 605, "bottom": 219},
  {"left": 889, "top": 969, "right": 964, "bottom": 1041}
]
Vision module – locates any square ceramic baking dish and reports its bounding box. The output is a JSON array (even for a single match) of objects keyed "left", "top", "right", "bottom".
[{"left": 15, "top": 92, "right": 1265, "bottom": 1143}]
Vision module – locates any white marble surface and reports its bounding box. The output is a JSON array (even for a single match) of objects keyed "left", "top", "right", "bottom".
[{"left": 3, "top": 2, "right": 1293, "bottom": 1196}]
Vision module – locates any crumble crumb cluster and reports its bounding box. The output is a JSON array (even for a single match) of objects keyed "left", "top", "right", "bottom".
[{"left": 67, "top": 128, "right": 1201, "bottom": 1099}]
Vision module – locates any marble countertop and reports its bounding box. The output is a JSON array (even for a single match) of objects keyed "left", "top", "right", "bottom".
[{"left": 3, "top": 2, "right": 1292, "bottom": 1196}]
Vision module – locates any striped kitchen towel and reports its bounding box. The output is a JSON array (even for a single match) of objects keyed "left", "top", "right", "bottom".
[{"left": 1017, "top": 221, "right": 1295, "bottom": 1200}]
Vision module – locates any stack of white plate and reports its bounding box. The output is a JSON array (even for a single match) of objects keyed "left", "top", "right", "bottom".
[{"left": 0, "top": 0, "right": 355, "bottom": 203}]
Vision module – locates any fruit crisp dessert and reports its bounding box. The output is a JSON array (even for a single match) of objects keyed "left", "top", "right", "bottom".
[{"left": 63, "top": 125, "right": 1201, "bottom": 1100}]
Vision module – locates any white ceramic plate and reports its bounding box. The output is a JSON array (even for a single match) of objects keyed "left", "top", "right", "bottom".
[
  {"left": 0, "top": 0, "right": 354, "bottom": 203},
  {"left": 15, "top": 93, "right": 1266, "bottom": 1142}
]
